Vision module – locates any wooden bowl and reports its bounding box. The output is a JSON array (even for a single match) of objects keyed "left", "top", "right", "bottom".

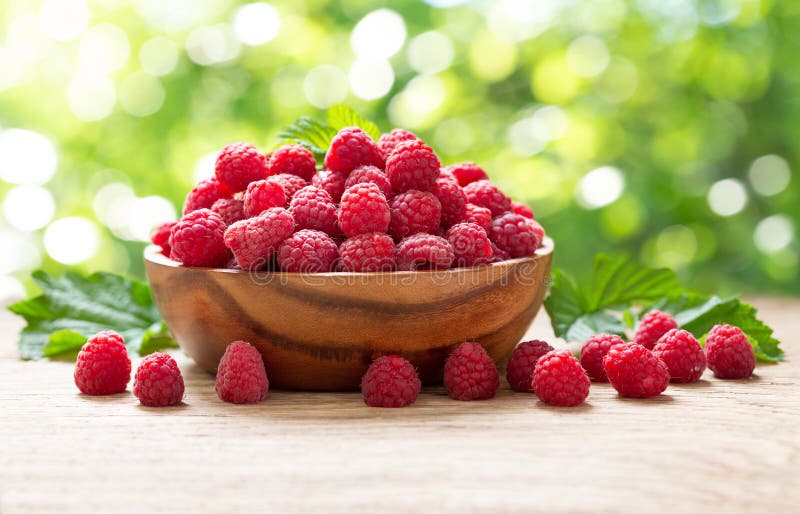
[{"left": 144, "top": 238, "right": 553, "bottom": 391}]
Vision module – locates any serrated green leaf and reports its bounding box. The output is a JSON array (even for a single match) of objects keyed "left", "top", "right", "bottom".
[
  {"left": 584, "top": 254, "right": 682, "bottom": 310},
  {"left": 276, "top": 116, "right": 336, "bottom": 160},
  {"left": 543, "top": 269, "right": 585, "bottom": 339},
  {"left": 326, "top": 105, "right": 381, "bottom": 140},
  {"left": 43, "top": 329, "right": 86, "bottom": 357}
]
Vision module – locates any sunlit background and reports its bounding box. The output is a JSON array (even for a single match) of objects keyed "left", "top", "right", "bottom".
[{"left": 0, "top": 0, "right": 797, "bottom": 304}]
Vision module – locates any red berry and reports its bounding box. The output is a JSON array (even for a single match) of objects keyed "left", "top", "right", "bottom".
[
  {"left": 277, "top": 229, "right": 338, "bottom": 272},
  {"left": 289, "top": 185, "right": 338, "bottom": 235},
  {"left": 211, "top": 197, "right": 245, "bottom": 225},
  {"left": 267, "top": 173, "right": 308, "bottom": 202},
  {"left": 446, "top": 222, "right": 493, "bottom": 267},
  {"left": 463, "top": 180, "right": 512, "bottom": 216},
  {"left": 243, "top": 179, "right": 286, "bottom": 217},
  {"left": 311, "top": 169, "right": 348, "bottom": 203},
  {"left": 377, "top": 128, "right": 419, "bottom": 159},
  {"left": 224, "top": 207, "right": 295, "bottom": 271},
  {"left": 361, "top": 355, "right": 422, "bottom": 408},
  {"left": 268, "top": 144, "right": 317, "bottom": 181},
  {"left": 433, "top": 177, "right": 467, "bottom": 227},
  {"left": 633, "top": 310, "right": 679, "bottom": 350},
  {"left": 489, "top": 241, "right": 511, "bottom": 263},
  {"left": 385, "top": 139, "right": 441, "bottom": 193},
  {"left": 532, "top": 350, "right": 590, "bottom": 407},
  {"left": 704, "top": 324, "right": 755, "bottom": 379},
  {"left": 526, "top": 218, "right": 545, "bottom": 247},
  {"left": 133, "top": 352, "right": 185, "bottom": 407},
  {"left": 183, "top": 177, "right": 231, "bottom": 214},
  {"left": 506, "top": 339, "right": 554, "bottom": 392},
  {"left": 580, "top": 334, "right": 625, "bottom": 382},
  {"left": 443, "top": 162, "right": 489, "bottom": 187},
  {"left": 460, "top": 203, "right": 493, "bottom": 232},
  {"left": 603, "top": 343, "right": 670, "bottom": 398},
  {"left": 512, "top": 201, "right": 534, "bottom": 219},
  {"left": 443, "top": 342, "right": 499, "bottom": 401},
  {"left": 215, "top": 142, "right": 269, "bottom": 192},
  {"left": 338, "top": 183, "right": 391, "bottom": 238},
  {"left": 346, "top": 164, "right": 393, "bottom": 199},
  {"left": 151, "top": 221, "right": 176, "bottom": 254},
  {"left": 395, "top": 233, "right": 454, "bottom": 271},
  {"left": 338, "top": 232, "right": 395, "bottom": 272},
  {"left": 324, "top": 127, "right": 384, "bottom": 174},
  {"left": 74, "top": 331, "right": 131, "bottom": 396},
  {"left": 215, "top": 341, "right": 269, "bottom": 404},
  {"left": 170, "top": 209, "right": 231, "bottom": 268},
  {"left": 652, "top": 329, "right": 706, "bottom": 383},
  {"left": 388, "top": 189, "right": 441, "bottom": 240},
  {"left": 489, "top": 213, "right": 540, "bottom": 258}
]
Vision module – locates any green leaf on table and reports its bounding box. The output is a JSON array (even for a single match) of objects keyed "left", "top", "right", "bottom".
[
  {"left": 276, "top": 116, "right": 337, "bottom": 160},
  {"left": 327, "top": 104, "right": 381, "bottom": 141}
]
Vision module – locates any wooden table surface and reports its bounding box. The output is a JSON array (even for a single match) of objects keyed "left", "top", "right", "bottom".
[{"left": 1, "top": 297, "right": 798, "bottom": 513}]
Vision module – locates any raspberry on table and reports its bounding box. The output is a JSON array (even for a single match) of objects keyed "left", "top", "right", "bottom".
[
  {"left": 361, "top": 355, "right": 422, "bottom": 408},
  {"left": 224, "top": 207, "right": 295, "bottom": 271},
  {"left": 133, "top": 352, "right": 185, "bottom": 407},
  {"left": 388, "top": 190, "right": 442, "bottom": 240},
  {"left": 289, "top": 185, "right": 338, "bottom": 235},
  {"left": 512, "top": 201, "right": 535, "bottom": 219},
  {"left": 443, "top": 342, "right": 499, "bottom": 401},
  {"left": 506, "top": 339, "right": 554, "bottom": 392},
  {"left": 277, "top": 229, "right": 339, "bottom": 273},
  {"left": 215, "top": 142, "right": 269, "bottom": 192},
  {"left": 215, "top": 341, "right": 269, "bottom": 404},
  {"left": 74, "top": 330, "right": 131, "bottom": 396},
  {"left": 580, "top": 334, "right": 625, "bottom": 382},
  {"left": 150, "top": 221, "right": 176, "bottom": 254},
  {"left": 460, "top": 203, "right": 493, "bottom": 232},
  {"left": 433, "top": 177, "right": 467, "bottom": 227},
  {"left": 268, "top": 144, "right": 317, "bottom": 181},
  {"left": 211, "top": 198, "right": 245, "bottom": 225},
  {"left": 652, "top": 329, "right": 706, "bottom": 383},
  {"left": 170, "top": 209, "right": 231, "bottom": 268},
  {"left": 338, "top": 183, "right": 391, "bottom": 238},
  {"left": 378, "top": 128, "right": 419, "bottom": 159},
  {"left": 243, "top": 179, "right": 287, "bottom": 217},
  {"left": 633, "top": 310, "right": 679, "bottom": 350},
  {"left": 395, "top": 233, "right": 455, "bottom": 271},
  {"left": 267, "top": 173, "right": 308, "bottom": 202},
  {"left": 183, "top": 177, "right": 231, "bottom": 215},
  {"left": 338, "top": 232, "right": 395, "bottom": 272},
  {"left": 346, "top": 165, "right": 393, "bottom": 199},
  {"left": 602, "top": 343, "right": 670, "bottom": 398},
  {"left": 443, "top": 162, "right": 489, "bottom": 187},
  {"left": 385, "top": 139, "right": 441, "bottom": 193},
  {"left": 489, "top": 213, "right": 540, "bottom": 258},
  {"left": 463, "top": 180, "right": 512, "bottom": 216},
  {"left": 311, "top": 169, "right": 348, "bottom": 203},
  {"left": 446, "top": 222, "right": 493, "bottom": 267},
  {"left": 704, "top": 324, "right": 755, "bottom": 379},
  {"left": 532, "top": 350, "right": 591, "bottom": 407},
  {"left": 324, "top": 127, "right": 384, "bottom": 174}
]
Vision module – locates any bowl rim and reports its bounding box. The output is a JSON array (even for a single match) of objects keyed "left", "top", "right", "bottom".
[{"left": 144, "top": 236, "right": 554, "bottom": 277}]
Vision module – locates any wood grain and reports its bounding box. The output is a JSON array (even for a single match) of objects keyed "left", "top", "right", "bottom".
[{"left": 0, "top": 297, "right": 798, "bottom": 514}]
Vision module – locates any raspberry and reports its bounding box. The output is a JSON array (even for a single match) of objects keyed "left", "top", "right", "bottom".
[
  {"left": 432, "top": 177, "right": 467, "bottom": 227},
  {"left": 324, "top": 127, "right": 384, "bottom": 174},
  {"left": 211, "top": 198, "right": 245, "bottom": 225},
  {"left": 169, "top": 209, "right": 231, "bottom": 268},
  {"left": 289, "top": 185, "right": 338, "bottom": 235},
  {"left": 243, "top": 179, "right": 286, "bottom": 217},
  {"left": 277, "top": 229, "right": 338, "bottom": 272},
  {"left": 633, "top": 310, "right": 679, "bottom": 350},
  {"left": 377, "top": 128, "right": 419, "bottom": 159},
  {"left": 443, "top": 342, "right": 499, "bottom": 401},
  {"left": 489, "top": 241, "right": 511, "bottom": 263},
  {"left": 463, "top": 180, "right": 512, "bottom": 216},
  {"left": 215, "top": 142, "right": 269, "bottom": 192},
  {"left": 311, "top": 169, "right": 348, "bottom": 203},
  {"left": 704, "top": 324, "right": 755, "bottom": 379},
  {"left": 267, "top": 173, "right": 308, "bottom": 202},
  {"left": 443, "top": 162, "right": 489, "bottom": 187},
  {"left": 150, "top": 221, "right": 176, "bottom": 254},
  {"left": 385, "top": 139, "right": 441, "bottom": 193},
  {"left": 460, "top": 203, "right": 493, "bottom": 231},
  {"left": 447, "top": 222, "right": 493, "bottom": 267},
  {"left": 224, "top": 208, "right": 295, "bottom": 271},
  {"left": 346, "top": 165, "right": 393, "bottom": 199},
  {"left": 580, "top": 334, "right": 625, "bottom": 382},
  {"left": 652, "top": 329, "right": 706, "bottom": 383},
  {"left": 338, "top": 232, "right": 395, "bottom": 272},
  {"left": 438, "top": 168, "right": 458, "bottom": 183},
  {"left": 338, "top": 183, "right": 390, "bottom": 238},
  {"left": 489, "top": 213, "right": 540, "bottom": 258},
  {"left": 506, "top": 339, "right": 554, "bottom": 392},
  {"left": 74, "top": 331, "right": 131, "bottom": 396},
  {"left": 532, "top": 350, "right": 591, "bottom": 407},
  {"left": 388, "top": 190, "right": 441, "bottom": 240},
  {"left": 361, "top": 355, "right": 422, "bottom": 407},
  {"left": 512, "top": 201, "right": 535, "bottom": 219},
  {"left": 268, "top": 144, "right": 317, "bottom": 181},
  {"left": 133, "top": 352, "right": 185, "bottom": 407},
  {"left": 215, "top": 341, "right": 269, "bottom": 404},
  {"left": 602, "top": 343, "right": 670, "bottom": 398},
  {"left": 526, "top": 218, "right": 545, "bottom": 247},
  {"left": 395, "top": 233, "right": 454, "bottom": 271},
  {"left": 183, "top": 177, "right": 231, "bottom": 214}
]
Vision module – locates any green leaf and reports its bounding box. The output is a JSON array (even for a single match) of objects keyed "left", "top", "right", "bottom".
[
  {"left": 584, "top": 254, "right": 683, "bottom": 310},
  {"left": 276, "top": 116, "right": 337, "bottom": 160},
  {"left": 43, "top": 329, "right": 86, "bottom": 357},
  {"left": 326, "top": 105, "right": 381, "bottom": 140}
]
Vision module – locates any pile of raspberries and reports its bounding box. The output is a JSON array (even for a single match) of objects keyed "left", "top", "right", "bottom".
[{"left": 151, "top": 128, "right": 546, "bottom": 272}]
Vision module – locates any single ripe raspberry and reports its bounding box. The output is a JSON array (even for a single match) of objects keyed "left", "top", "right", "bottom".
[
  {"left": 150, "top": 221, "right": 176, "bottom": 254},
  {"left": 526, "top": 218, "right": 545, "bottom": 247},
  {"left": 460, "top": 203, "right": 493, "bottom": 232},
  {"left": 489, "top": 241, "right": 511, "bottom": 263},
  {"left": 361, "top": 355, "right": 422, "bottom": 407},
  {"left": 133, "top": 352, "right": 185, "bottom": 407},
  {"left": 489, "top": 213, "right": 540, "bottom": 258},
  {"left": 603, "top": 343, "right": 670, "bottom": 398},
  {"left": 633, "top": 310, "right": 679, "bottom": 350},
  {"left": 289, "top": 185, "right": 338, "bottom": 235},
  {"left": 433, "top": 177, "right": 467, "bottom": 227},
  {"left": 324, "top": 127, "right": 384, "bottom": 174},
  {"left": 243, "top": 179, "right": 286, "bottom": 217},
  {"left": 580, "top": 334, "right": 625, "bottom": 382},
  {"left": 443, "top": 162, "right": 489, "bottom": 187},
  {"left": 443, "top": 342, "right": 499, "bottom": 401},
  {"left": 170, "top": 209, "right": 231, "bottom": 268},
  {"left": 532, "top": 350, "right": 591, "bottom": 407},
  {"left": 268, "top": 144, "right": 317, "bottom": 181},
  {"left": 652, "top": 329, "right": 706, "bottom": 383},
  {"left": 338, "top": 232, "right": 395, "bottom": 272},
  {"left": 311, "top": 169, "right": 348, "bottom": 203},
  {"left": 704, "top": 324, "right": 755, "bottom": 379},
  {"left": 224, "top": 208, "right": 295, "bottom": 271},
  {"left": 211, "top": 197, "right": 245, "bottom": 225},
  {"left": 183, "top": 177, "right": 231, "bottom": 214},
  {"left": 395, "top": 233, "right": 454, "bottom": 271},
  {"left": 338, "top": 183, "right": 390, "bottom": 238},
  {"left": 463, "top": 180, "right": 512, "bottom": 216},
  {"left": 277, "top": 229, "right": 339, "bottom": 272},
  {"left": 74, "top": 331, "right": 131, "bottom": 396},
  {"left": 388, "top": 190, "right": 442, "bottom": 240},
  {"left": 215, "top": 142, "right": 269, "bottom": 192},
  {"left": 506, "top": 339, "right": 554, "bottom": 392},
  {"left": 512, "top": 201, "right": 534, "bottom": 219},
  {"left": 377, "top": 128, "right": 419, "bottom": 159},
  {"left": 267, "top": 173, "right": 308, "bottom": 202},
  {"left": 346, "top": 165, "right": 393, "bottom": 199},
  {"left": 215, "top": 341, "right": 269, "bottom": 404},
  {"left": 386, "top": 139, "right": 441, "bottom": 193},
  {"left": 447, "top": 222, "right": 493, "bottom": 267}
]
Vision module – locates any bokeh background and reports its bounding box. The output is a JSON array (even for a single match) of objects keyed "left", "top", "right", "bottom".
[{"left": 0, "top": 0, "right": 797, "bottom": 304}]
